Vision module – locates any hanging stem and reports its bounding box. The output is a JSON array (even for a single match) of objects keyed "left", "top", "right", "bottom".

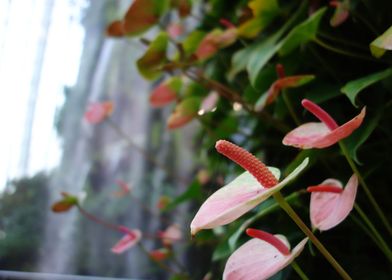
[
  {"left": 292, "top": 261, "right": 310, "bottom": 280},
  {"left": 339, "top": 141, "right": 392, "bottom": 235},
  {"left": 77, "top": 205, "right": 122, "bottom": 232},
  {"left": 273, "top": 191, "right": 352, "bottom": 280},
  {"left": 282, "top": 89, "right": 301, "bottom": 125},
  {"left": 354, "top": 204, "right": 392, "bottom": 262},
  {"left": 313, "top": 38, "right": 382, "bottom": 63}
]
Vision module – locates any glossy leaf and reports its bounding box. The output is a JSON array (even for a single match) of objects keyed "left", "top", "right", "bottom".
[
  {"left": 256, "top": 75, "right": 315, "bottom": 110},
  {"left": 237, "top": 0, "right": 279, "bottom": 38},
  {"left": 164, "top": 181, "right": 202, "bottom": 211},
  {"left": 51, "top": 193, "right": 79, "bottom": 213},
  {"left": 190, "top": 159, "right": 308, "bottom": 235},
  {"left": 195, "top": 29, "right": 237, "bottom": 61},
  {"left": 150, "top": 77, "right": 182, "bottom": 107},
  {"left": 343, "top": 112, "right": 381, "bottom": 164},
  {"left": 167, "top": 97, "right": 201, "bottom": 129},
  {"left": 123, "top": 0, "right": 169, "bottom": 36},
  {"left": 137, "top": 32, "right": 169, "bottom": 80},
  {"left": 370, "top": 25, "right": 392, "bottom": 58},
  {"left": 341, "top": 68, "right": 392, "bottom": 107},
  {"left": 279, "top": 7, "right": 326, "bottom": 56}
]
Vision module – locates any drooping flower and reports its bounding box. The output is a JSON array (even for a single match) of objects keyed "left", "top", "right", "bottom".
[
  {"left": 158, "top": 224, "right": 182, "bottom": 246},
  {"left": 223, "top": 228, "right": 308, "bottom": 280},
  {"left": 190, "top": 140, "right": 309, "bottom": 235},
  {"left": 84, "top": 101, "right": 113, "bottom": 124},
  {"left": 255, "top": 64, "right": 314, "bottom": 111},
  {"left": 283, "top": 99, "right": 366, "bottom": 149},
  {"left": 113, "top": 179, "right": 131, "bottom": 198},
  {"left": 329, "top": 0, "right": 350, "bottom": 27},
  {"left": 308, "top": 174, "right": 358, "bottom": 231},
  {"left": 111, "top": 226, "right": 142, "bottom": 254},
  {"left": 198, "top": 91, "right": 219, "bottom": 115}
]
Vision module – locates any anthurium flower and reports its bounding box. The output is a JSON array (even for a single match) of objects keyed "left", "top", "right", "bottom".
[
  {"left": 199, "top": 91, "right": 219, "bottom": 114},
  {"left": 84, "top": 101, "right": 113, "bottom": 124},
  {"left": 167, "top": 97, "right": 200, "bottom": 129},
  {"left": 158, "top": 224, "right": 182, "bottom": 246},
  {"left": 370, "top": 25, "right": 392, "bottom": 58},
  {"left": 329, "top": 0, "right": 350, "bottom": 27},
  {"left": 111, "top": 226, "right": 142, "bottom": 254},
  {"left": 283, "top": 99, "right": 366, "bottom": 149},
  {"left": 195, "top": 28, "right": 237, "bottom": 60},
  {"left": 308, "top": 174, "right": 358, "bottom": 231},
  {"left": 190, "top": 140, "right": 309, "bottom": 235},
  {"left": 149, "top": 77, "right": 182, "bottom": 107},
  {"left": 255, "top": 64, "right": 314, "bottom": 111},
  {"left": 223, "top": 228, "right": 308, "bottom": 280}
]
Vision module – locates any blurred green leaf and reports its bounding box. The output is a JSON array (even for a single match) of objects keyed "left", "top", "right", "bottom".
[
  {"left": 343, "top": 111, "right": 381, "bottom": 164},
  {"left": 279, "top": 7, "right": 326, "bottom": 56},
  {"left": 164, "top": 181, "right": 202, "bottom": 211},
  {"left": 137, "top": 32, "right": 168, "bottom": 80},
  {"left": 341, "top": 68, "right": 392, "bottom": 107}
]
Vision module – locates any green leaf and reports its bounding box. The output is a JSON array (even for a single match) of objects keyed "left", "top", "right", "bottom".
[
  {"left": 164, "top": 181, "right": 202, "bottom": 211},
  {"left": 343, "top": 112, "right": 381, "bottom": 164},
  {"left": 237, "top": 0, "right": 279, "bottom": 38},
  {"left": 246, "top": 2, "right": 308, "bottom": 86},
  {"left": 137, "top": 32, "right": 169, "bottom": 80},
  {"left": 180, "top": 30, "right": 206, "bottom": 58},
  {"left": 123, "top": 0, "right": 169, "bottom": 36},
  {"left": 279, "top": 7, "right": 327, "bottom": 56},
  {"left": 212, "top": 239, "right": 231, "bottom": 261},
  {"left": 228, "top": 44, "right": 258, "bottom": 80},
  {"left": 341, "top": 68, "right": 392, "bottom": 107},
  {"left": 370, "top": 25, "right": 392, "bottom": 58}
]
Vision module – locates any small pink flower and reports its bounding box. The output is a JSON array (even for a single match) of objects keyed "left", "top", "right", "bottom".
[
  {"left": 308, "top": 174, "right": 358, "bottom": 231},
  {"left": 283, "top": 99, "right": 366, "bottom": 149},
  {"left": 167, "top": 22, "right": 184, "bottom": 39},
  {"left": 84, "top": 101, "right": 113, "bottom": 124},
  {"left": 113, "top": 179, "right": 131, "bottom": 198},
  {"left": 329, "top": 0, "right": 350, "bottom": 27},
  {"left": 111, "top": 226, "right": 142, "bottom": 254},
  {"left": 158, "top": 224, "right": 182, "bottom": 246},
  {"left": 190, "top": 140, "right": 308, "bottom": 235},
  {"left": 223, "top": 228, "right": 308, "bottom": 280}
]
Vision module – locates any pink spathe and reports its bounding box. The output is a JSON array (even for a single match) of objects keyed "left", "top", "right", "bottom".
[
  {"left": 223, "top": 235, "right": 308, "bottom": 280},
  {"left": 309, "top": 175, "right": 358, "bottom": 231}
]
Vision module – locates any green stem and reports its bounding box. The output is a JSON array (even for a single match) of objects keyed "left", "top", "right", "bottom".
[
  {"left": 354, "top": 204, "right": 392, "bottom": 262},
  {"left": 273, "top": 191, "right": 352, "bottom": 280},
  {"left": 313, "top": 38, "right": 381, "bottom": 63},
  {"left": 282, "top": 90, "right": 301, "bottom": 125},
  {"left": 339, "top": 141, "right": 392, "bottom": 235},
  {"left": 292, "top": 261, "right": 310, "bottom": 280}
]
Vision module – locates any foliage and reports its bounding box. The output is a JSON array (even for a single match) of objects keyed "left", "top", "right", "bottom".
[
  {"left": 49, "top": 0, "right": 392, "bottom": 279},
  {"left": 0, "top": 174, "right": 49, "bottom": 270}
]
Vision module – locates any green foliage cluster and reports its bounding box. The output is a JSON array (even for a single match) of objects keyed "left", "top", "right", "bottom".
[{"left": 0, "top": 174, "right": 49, "bottom": 270}]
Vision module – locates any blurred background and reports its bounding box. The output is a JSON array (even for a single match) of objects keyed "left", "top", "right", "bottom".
[{"left": 0, "top": 0, "right": 198, "bottom": 278}]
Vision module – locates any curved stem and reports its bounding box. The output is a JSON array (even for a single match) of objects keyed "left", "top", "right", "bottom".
[
  {"left": 313, "top": 38, "right": 382, "bottom": 63},
  {"left": 282, "top": 90, "right": 301, "bottom": 125},
  {"left": 273, "top": 191, "right": 352, "bottom": 280},
  {"left": 77, "top": 205, "right": 121, "bottom": 232},
  {"left": 292, "top": 261, "right": 310, "bottom": 280},
  {"left": 339, "top": 142, "right": 392, "bottom": 235},
  {"left": 354, "top": 204, "right": 392, "bottom": 262}
]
